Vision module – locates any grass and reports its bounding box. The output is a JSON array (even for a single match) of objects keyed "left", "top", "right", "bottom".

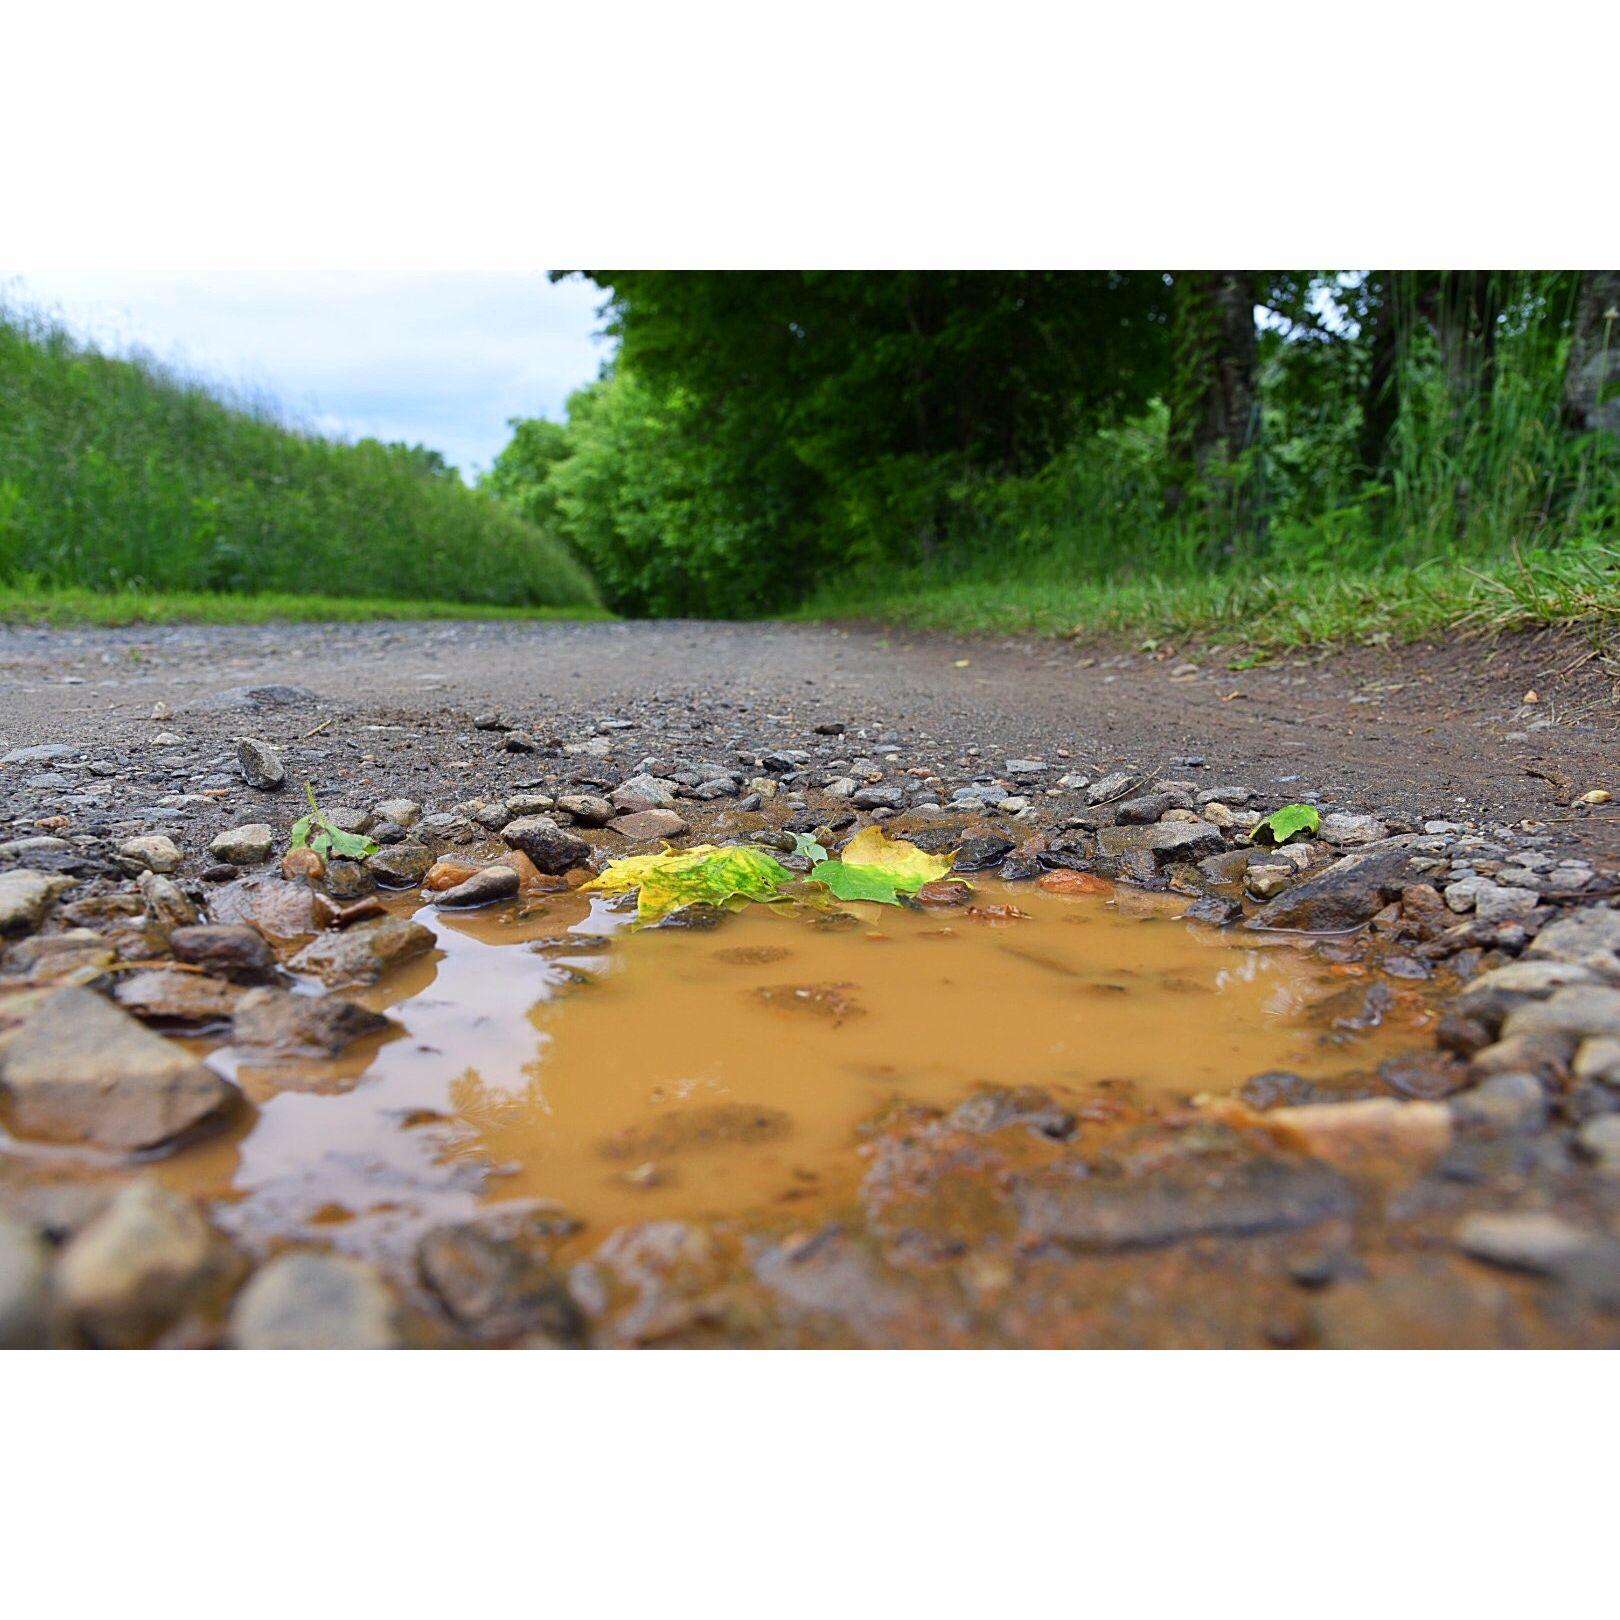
[
  {"left": 797, "top": 545, "right": 1620, "bottom": 652},
  {"left": 0, "top": 584, "right": 614, "bottom": 628},
  {"left": 0, "top": 302, "right": 602, "bottom": 612}
]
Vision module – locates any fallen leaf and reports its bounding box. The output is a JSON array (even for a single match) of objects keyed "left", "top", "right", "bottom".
[
  {"left": 1250, "top": 803, "right": 1320, "bottom": 845},
  {"left": 810, "top": 826, "right": 957, "bottom": 907},
  {"left": 582, "top": 842, "right": 796, "bottom": 926},
  {"left": 952, "top": 658, "right": 972, "bottom": 668},
  {"left": 1581, "top": 789, "right": 1612, "bottom": 805}
]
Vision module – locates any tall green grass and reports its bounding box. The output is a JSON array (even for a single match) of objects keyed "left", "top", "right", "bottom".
[{"left": 0, "top": 303, "right": 602, "bottom": 610}]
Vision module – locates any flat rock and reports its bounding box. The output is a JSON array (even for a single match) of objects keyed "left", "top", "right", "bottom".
[
  {"left": 1319, "top": 812, "right": 1388, "bottom": 846},
  {"left": 231, "top": 986, "right": 392, "bottom": 1056},
  {"left": 290, "top": 915, "right": 435, "bottom": 987},
  {"left": 1087, "top": 771, "right": 1138, "bottom": 803},
  {"left": 610, "top": 774, "right": 679, "bottom": 811},
  {"left": 209, "top": 823, "right": 274, "bottom": 865},
  {"left": 118, "top": 834, "right": 183, "bottom": 874},
  {"left": 556, "top": 793, "right": 615, "bottom": 826},
  {"left": 610, "top": 808, "right": 689, "bottom": 842},
  {"left": 1017, "top": 1153, "right": 1355, "bottom": 1250},
  {"left": 0, "top": 1212, "right": 51, "bottom": 1348},
  {"left": 1503, "top": 985, "right": 1620, "bottom": 1043},
  {"left": 0, "top": 987, "right": 238, "bottom": 1151},
  {"left": 372, "top": 798, "right": 422, "bottom": 828},
  {"left": 237, "top": 737, "right": 286, "bottom": 791},
  {"left": 56, "top": 1179, "right": 243, "bottom": 1348},
  {"left": 192, "top": 683, "right": 316, "bottom": 713},
  {"left": 0, "top": 869, "right": 74, "bottom": 935},
  {"left": 229, "top": 1252, "right": 405, "bottom": 1348},
  {"left": 1245, "top": 839, "right": 1435, "bottom": 933},
  {"left": 1528, "top": 906, "right": 1620, "bottom": 972},
  {"left": 1097, "top": 820, "right": 1224, "bottom": 866},
  {"left": 113, "top": 968, "right": 242, "bottom": 1025},
  {"left": 209, "top": 876, "right": 321, "bottom": 942},
  {"left": 1455, "top": 1211, "right": 1611, "bottom": 1277},
  {"left": 501, "top": 815, "right": 591, "bottom": 874}
]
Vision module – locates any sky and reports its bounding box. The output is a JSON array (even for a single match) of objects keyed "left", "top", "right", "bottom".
[{"left": 1, "top": 270, "right": 613, "bottom": 477}]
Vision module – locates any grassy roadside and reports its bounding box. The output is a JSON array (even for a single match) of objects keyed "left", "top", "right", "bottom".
[
  {"left": 0, "top": 586, "right": 615, "bottom": 628},
  {"left": 796, "top": 546, "right": 1620, "bottom": 652}
]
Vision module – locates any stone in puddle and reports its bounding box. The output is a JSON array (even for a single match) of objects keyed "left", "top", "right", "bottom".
[
  {"left": 209, "top": 824, "right": 274, "bottom": 865},
  {"left": 501, "top": 815, "right": 591, "bottom": 874},
  {"left": 118, "top": 834, "right": 183, "bottom": 874},
  {"left": 417, "top": 1221, "right": 584, "bottom": 1344},
  {"left": 237, "top": 737, "right": 286, "bottom": 790},
  {"left": 367, "top": 841, "right": 434, "bottom": 888},
  {"left": 231, "top": 986, "right": 392, "bottom": 1056},
  {"left": 1245, "top": 839, "right": 1436, "bottom": 932},
  {"left": 113, "top": 968, "right": 242, "bottom": 1025},
  {"left": 611, "top": 808, "right": 689, "bottom": 842},
  {"left": 229, "top": 1251, "right": 406, "bottom": 1349},
  {"left": 169, "top": 923, "right": 280, "bottom": 983},
  {"left": 0, "top": 869, "right": 74, "bottom": 936},
  {"left": 1016, "top": 1153, "right": 1355, "bottom": 1250},
  {"left": 208, "top": 875, "right": 321, "bottom": 943},
  {"left": 597, "top": 1102, "right": 793, "bottom": 1161},
  {"left": 0, "top": 1212, "right": 52, "bottom": 1348},
  {"left": 1097, "top": 820, "right": 1224, "bottom": 866},
  {"left": 56, "top": 1179, "right": 244, "bottom": 1349},
  {"left": 436, "top": 865, "right": 521, "bottom": 908},
  {"left": 0, "top": 987, "right": 238, "bottom": 1151},
  {"left": 290, "top": 915, "right": 435, "bottom": 987}
]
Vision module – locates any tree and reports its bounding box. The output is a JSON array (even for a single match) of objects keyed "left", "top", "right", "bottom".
[
  {"left": 1165, "top": 271, "right": 1257, "bottom": 532},
  {"left": 1563, "top": 270, "right": 1620, "bottom": 434}
]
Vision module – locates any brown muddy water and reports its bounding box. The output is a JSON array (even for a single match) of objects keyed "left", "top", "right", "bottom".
[{"left": 132, "top": 882, "right": 1435, "bottom": 1261}]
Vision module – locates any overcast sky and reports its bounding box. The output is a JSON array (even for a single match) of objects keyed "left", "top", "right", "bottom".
[{"left": 2, "top": 270, "right": 613, "bottom": 477}]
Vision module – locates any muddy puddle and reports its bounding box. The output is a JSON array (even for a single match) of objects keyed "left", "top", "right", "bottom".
[{"left": 128, "top": 881, "right": 1438, "bottom": 1260}]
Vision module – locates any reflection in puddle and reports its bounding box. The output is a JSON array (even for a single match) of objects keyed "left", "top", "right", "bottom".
[{"left": 152, "top": 883, "right": 1433, "bottom": 1258}]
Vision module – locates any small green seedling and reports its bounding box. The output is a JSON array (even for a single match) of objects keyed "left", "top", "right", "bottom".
[
  {"left": 289, "top": 781, "right": 379, "bottom": 862},
  {"left": 1250, "top": 803, "right": 1320, "bottom": 846}
]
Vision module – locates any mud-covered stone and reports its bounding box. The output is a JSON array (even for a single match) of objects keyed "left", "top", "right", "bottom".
[
  {"left": 170, "top": 923, "right": 280, "bottom": 983},
  {"left": 597, "top": 1102, "right": 792, "bottom": 1161},
  {"left": 290, "top": 915, "right": 435, "bottom": 987},
  {"left": 436, "top": 865, "right": 520, "bottom": 908},
  {"left": 231, "top": 987, "right": 392, "bottom": 1056},
  {"left": 1245, "top": 839, "right": 1437, "bottom": 933},
  {"left": 0, "top": 987, "right": 238, "bottom": 1151},
  {"left": 367, "top": 842, "right": 434, "bottom": 888},
  {"left": 1097, "top": 820, "right": 1224, "bottom": 866},
  {"left": 1017, "top": 1153, "right": 1355, "bottom": 1250},
  {"left": 417, "top": 1221, "right": 584, "bottom": 1343},
  {"left": 113, "top": 968, "right": 241, "bottom": 1025}
]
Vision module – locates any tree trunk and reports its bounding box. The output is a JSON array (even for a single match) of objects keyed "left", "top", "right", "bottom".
[
  {"left": 1357, "top": 271, "right": 1400, "bottom": 475},
  {"left": 1165, "top": 272, "right": 1257, "bottom": 536},
  {"left": 1563, "top": 270, "right": 1620, "bottom": 434}
]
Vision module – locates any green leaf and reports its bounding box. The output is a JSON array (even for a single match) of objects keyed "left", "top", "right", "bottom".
[
  {"left": 1252, "top": 803, "right": 1320, "bottom": 845},
  {"left": 582, "top": 842, "right": 797, "bottom": 925},
  {"left": 789, "top": 830, "right": 830, "bottom": 864},
  {"left": 289, "top": 813, "right": 314, "bottom": 850},
  {"left": 321, "top": 822, "right": 379, "bottom": 861},
  {"left": 808, "top": 826, "right": 959, "bottom": 908}
]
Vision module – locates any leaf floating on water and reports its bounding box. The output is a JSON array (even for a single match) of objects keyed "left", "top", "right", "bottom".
[
  {"left": 1250, "top": 803, "right": 1320, "bottom": 846},
  {"left": 582, "top": 842, "right": 796, "bottom": 926},
  {"left": 809, "top": 826, "right": 959, "bottom": 908}
]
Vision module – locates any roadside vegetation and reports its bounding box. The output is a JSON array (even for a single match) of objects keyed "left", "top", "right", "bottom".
[
  {"left": 491, "top": 272, "right": 1620, "bottom": 647},
  {"left": 0, "top": 303, "right": 602, "bottom": 614}
]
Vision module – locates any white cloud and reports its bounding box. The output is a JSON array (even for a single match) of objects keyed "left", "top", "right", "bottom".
[{"left": 1, "top": 269, "right": 614, "bottom": 476}]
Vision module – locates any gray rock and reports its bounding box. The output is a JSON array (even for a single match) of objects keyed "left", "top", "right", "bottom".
[
  {"left": 1503, "top": 985, "right": 1620, "bottom": 1043},
  {"left": 1246, "top": 839, "right": 1436, "bottom": 933},
  {"left": 1087, "top": 771, "right": 1138, "bottom": 804},
  {"left": 209, "top": 823, "right": 274, "bottom": 865},
  {"left": 113, "top": 968, "right": 241, "bottom": 1025},
  {"left": 322, "top": 805, "right": 373, "bottom": 835},
  {"left": 230, "top": 1252, "right": 405, "bottom": 1349},
  {"left": 822, "top": 776, "right": 858, "bottom": 799},
  {"left": 193, "top": 683, "right": 316, "bottom": 713},
  {"left": 118, "top": 833, "right": 183, "bottom": 874},
  {"left": 1451, "top": 1072, "right": 1549, "bottom": 1134},
  {"left": 323, "top": 859, "right": 372, "bottom": 900},
  {"left": 290, "top": 916, "right": 435, "bottom": 987},
  {"left": 1097, "top": 820, "right": 1224, "bottom": 866},
  {"left": 138, "top": 870, "right": 198, "bottom": 929},
  {"left": 1575, "top": 1037, "right": 1620, "bottom": 1086},
  {"left": 557, "top": 793, "right": 615, "bottom": 826},
  {"left": 231, "top": 987, "right": 391, "bottom": 1055},
  {"left": 367, "top": 842, "right": 434, "bottom": 888},
  {"left": 436, "top": 865, "right": 521, "bottom": 908},
  {"left": 1455, "top": 1211, "right": 1610, "bottom": 1277},
  {"left": 237, "top": 737, "right": 286, "bottom": 791},
  {"left": 417, "top": 1221, "right": 584, "bottom": 1343},
  {"left": 1004, "top": 759, "right": 1046, "bottom": 775},
  {"left": 1319, "top": 812, "right": 1389, "bottom": 847},
  {"left": 56, "top": 1180, "right": 242, "bottom": 1348},
  {"left": 1115, "top": 793, "right": 1174, "bottom": 825},
  {"left": 1528, "top": 906, "right": 1620, "bottom": 973},
  {"left": 0, "top": 1213, "right": 51, "bottom": 1348},
  {"left": 0, "top": 987, "right": 238, "bottom": 1151},
  {"left": 503, "top": 792, "right": 555, "bottom": 817},
  {"left": 2, "top": 743, "right": 78, "bottom": 765},
  {"left": 0, "top": 869, "right": 74, "bottom": 935},
  {"left": 610, "top": 774, "right": 679, "bottom": 811},
  {"left": 372, "top": 797, "right": 422, "bottom": 828},
  {"left": 501, "top": 816, "right": 591, "bottom": 874}
]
